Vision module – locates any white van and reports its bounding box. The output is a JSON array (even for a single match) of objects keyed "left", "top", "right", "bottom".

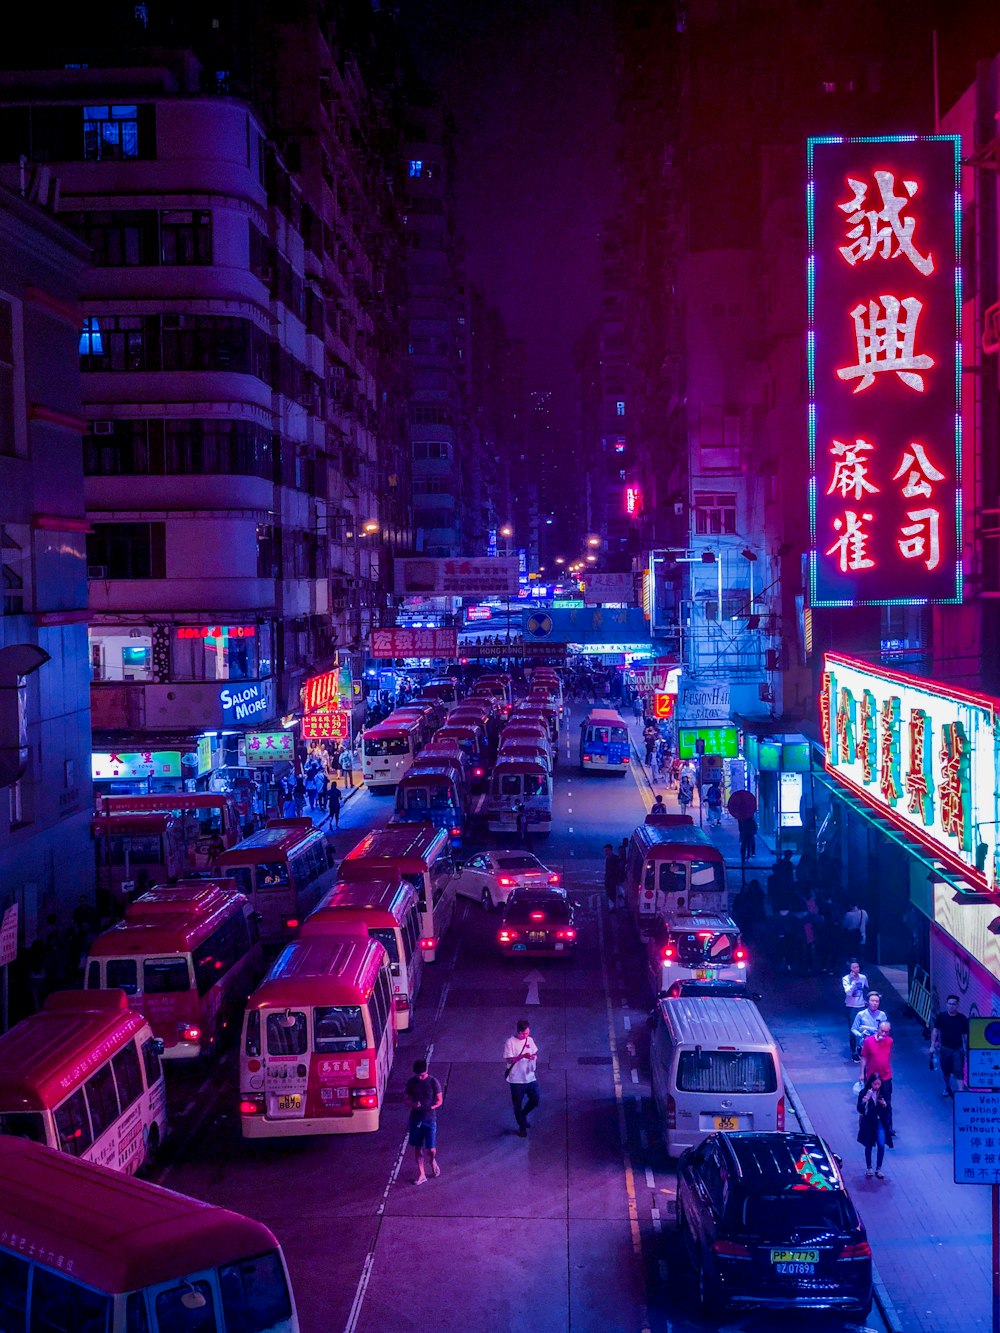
[{"left": 650, "top": 996, "right": 784, "bottom": 1157}]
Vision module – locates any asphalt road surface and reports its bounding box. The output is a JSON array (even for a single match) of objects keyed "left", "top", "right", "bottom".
[{"left": 153, "top": 706, "right": 888, "bottom": 1333}]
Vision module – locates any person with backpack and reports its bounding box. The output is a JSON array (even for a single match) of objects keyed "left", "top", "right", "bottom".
[{"left": 705, "top": 780, "right": 723, "bottom": 826}]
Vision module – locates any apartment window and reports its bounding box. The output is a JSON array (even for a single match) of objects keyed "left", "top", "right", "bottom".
[
  {"left": 83, "top": 105, "right": 140, "bottom": 161},
  {"left": 89, "top": 626, "right": 154, "bottom": 682},
  {"left": 63, "top": 210, "right": 211, "bottom": 266},
  {"left": 413, "top": 479, "right": 448, "bottom": 494},
  {"left": 87, "top": 523, "right": 166, "bottom": 580},
  {"left": 160, "top": 211, "right": 212, "bottom": 264},
  {"left": 172, "top": 626, "right": 259, "bottom": 682},
  {"left": 613, "top": 438, "right": 626, "bottom": 453},
  {"left": 408, "top": 159, "right": 423, "bottom": 177},
  {"left": 616, "top": 400, "right": 625, "bottom": 417},
  {"left": 412, "top": 405, "right": 453, "bottom": 427},
  {"left": 8, "top": 777, "right": 28, "bottom": 829},
  {"left": 80, "top": 315, "right": 145, "bottom": 370},
  {"left": 412, "top": 440, "right": 450, "bottom": 462},
  {"left": 694, "top": 492, "right": 738, "bottom": 536}
]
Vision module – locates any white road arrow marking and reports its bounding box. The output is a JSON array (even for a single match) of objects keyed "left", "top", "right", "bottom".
[{"left": 524, "top": 968, "right": 546, "bottom": 1005}]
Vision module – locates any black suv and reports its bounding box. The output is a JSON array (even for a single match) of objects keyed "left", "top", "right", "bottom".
[
  {"left": 497, "top": 890, "right": 577, "bottom": 957},
  {"left": 676, "top": 1132, "right": 872, "bottom": 1318}
]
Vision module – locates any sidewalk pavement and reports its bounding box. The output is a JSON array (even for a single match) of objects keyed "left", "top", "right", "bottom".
[{"left": 629, "top": 725, "right": 991, "bottom": 1330}]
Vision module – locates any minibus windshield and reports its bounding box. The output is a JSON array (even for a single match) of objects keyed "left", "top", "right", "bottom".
[
  {"left": 144, "top": 958, "right": 190, "bottom": 993},
  {"left": 366, "top": 737, "right": 410, "bottom": 756},
  {"left": 677, "top": 1051, "right": 777, "bottom": 1094}
]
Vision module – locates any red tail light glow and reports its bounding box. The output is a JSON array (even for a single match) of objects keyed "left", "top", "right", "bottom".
[
  {"left": 734, "top": 947, "right": 747, "bottom": 961},
  {"left": 530, "top": 911, "right": 545, "bottom": 921},
  {"left": 394, "top": 996, "right": 410, "bottom": 1010},
  {"left": 499, "top": 929, "right": 519, "bottom": 943},
  {"left": 713, "top": 1239, "right": 752, "bottom": 1259},
  {"left": 181, "top": 1025, "right": 202, "bottom": 1043},
  {"left": 661, "top": 945, "right": 675, "bottom": 960},
  {"left": 777, "top": 1096, "right": 786, "bottom": 1130},
  {"left": 556, "top": 928, "right": 577, "bottom": 940},
  {"left": 285, "top": 918, "right": 300, "bottom": 930},
  {"left": 623, "top": 756, "right": 629, "bottom": 763},
  {"left": 498, "top": 875, "right": 516, "bottom": 887},
  {"left": 838, "top": 1240, "right": 872, "bottom": 1261},
  {"left": 547, "top": 872, "right": 561, "bottom": 885},
  {"left": 239, "top": 1099, "right": 262, "bottom": 1115},
  {"left": 666, "top": 1092, "right": 676, "bottom": 1129},
  {"left": 451, "top": 827, "right": 462, "bottom": 837},
  {"left": 419, "top": 937, "right": 437, "bottom": 951},
  {"left": 474, "top": 768, "right": 484, "bottom": 777},
  {"left": 353, "top": 1088, "right": 379, "bottom": 1109}
]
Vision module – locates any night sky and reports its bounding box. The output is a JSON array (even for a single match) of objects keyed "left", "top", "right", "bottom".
[{"left": 397, "top": 0, "right": 615, "bottom": 427}]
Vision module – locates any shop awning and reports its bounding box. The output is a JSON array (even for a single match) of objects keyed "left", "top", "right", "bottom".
[{"left": 813, "top": 770, "right": 992, "bottom": 900}]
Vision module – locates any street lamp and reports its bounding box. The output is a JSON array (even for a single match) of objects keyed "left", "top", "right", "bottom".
[
  {"left": 362, "top": 519, "right": 380, "bottom": 536},
  {"left": 586, "top": 554, "right": 597, "bottom": 563},
  {"left": 555, "top": 557, "right": 565, "bottom": 566},
  {"left": 587, "top": 535, "right": 600, "bottom": 548},
  {"left": 499, "top": 525, "right": 514, "bottom": 665}
]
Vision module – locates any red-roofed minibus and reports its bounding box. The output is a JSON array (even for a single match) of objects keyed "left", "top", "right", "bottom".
[
  {"left": 0, "top": 1136, "right": 298, "bottom": 1330},
  {"left": 92, "top": 811, "right": 186, "bottom": 899},
  {"left": 360, "top": 714, "right": 425, "bottom": 789},
  {"left": 95, "top": 791, "right": 241, "bottom": 863},
  {"left": 339, "top": 823, "right": 457, "bottom": 963},
  {"left": 435, "top": 721, "right": 489, "bottom": 787},
  {"left": 84, "top": 881, "right": 263, "bottom": 1059},
  {"left": 239, "top": 935, "right": 394, "bottom": 1136},
  {"left": 213, "top": 823, "right": 334, "bottom": 946},
  {"left": 301, "top": 877, "right": 423, "bottom": 1031},
  {"left": 0, "top": 991, "right": 167, "bottom": 1174}
]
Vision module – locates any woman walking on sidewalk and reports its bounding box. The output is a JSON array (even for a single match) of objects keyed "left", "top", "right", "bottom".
[{"left": 857, "top": 1073, "right": 894, "bottom": 1179}]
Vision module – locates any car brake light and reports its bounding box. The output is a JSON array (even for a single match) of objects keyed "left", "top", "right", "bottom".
[
  {"left": 499, "top": 929, "right": 519, "bottom": 943},
  {"left": 777, "top": 1095, "right": 785, "bottom": 1130},
  {"left": 623, "top": 756, "right": 629, "bottom": 763},
  {"left": 666, "top": 1092, "right": 676, "bottom": 1129},
  {"left": 661, "top": 945, "right": 675, "bottom": 960},
  {"left": 530, "top": 911, "right": 545, "bottom": 921},
  {"left": 352, "top": 1087, "right": 379, "bottom": 1110},
  {"left": 285, "top": 917, "right": 299, "bottom": 930},
  {"left": 474, "top": 768, "right": 483, "bottom": 777},
  {"left": 451, "top": 827, "right": 462, "bottom": 837},
  {"left": 239, "top": 1098, "right": 262, "bottom": 1115},
  {"left": 734, "top": 947, "right": 747, "bottom": 961},
  {"left": 547, "top": 872, "right": 561, "bottom": 884},
  {"left": 712, "top": 1239, "right": 752, "bottom": 1259},
  {"left": 419, "top": 937, "right": 437, "bottom": 950},
  {"left": 180, "top": 1025, "right": 202, "bottom": 1043},
  {"left": 556, "top": 928, "right": 576, "bottom": 941},
  {"left": 838, "top": 1240, "right": 872, "bottom": 1261},
  {"left": 498, "top": 875, "right": 516, "bottom": 887},
  {"left": 394, "top": 995, "right": 410, "bottom": 1010},
  {"left": 697, "top": 931, "right": 712, "bottom": 938}
]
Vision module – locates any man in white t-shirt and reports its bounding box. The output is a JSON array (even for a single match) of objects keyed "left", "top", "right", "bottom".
[{"left": 503, "top": 1019, "right": 539, "bottom": 1137}]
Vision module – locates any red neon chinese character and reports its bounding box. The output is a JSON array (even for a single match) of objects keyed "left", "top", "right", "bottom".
[
  {"left": 826, "top": 511, "right": 875, "bottom": 572},
  {"left": 897, "top": 507, "right": 941, "bottom": 571},
  {"left": 827, "top": 437, "right": 880, "bottom": 502},
  {"left": 939, "top": 721, "right": 967, "bottom": 846},
  {"left": 857, "top": 692, "right": 875, "bottom": 785},
  {"left": 892, "top": 442, "right": 945, "bottom": 499},
  {"left": 837, "top": 171, "right": 934, "bottom": 276},
  {"left": 837, "top": 295, "right": 934, "bottom": 393},
  {"left": 904, "top": 708, "right": 931, "bottom": 822}
]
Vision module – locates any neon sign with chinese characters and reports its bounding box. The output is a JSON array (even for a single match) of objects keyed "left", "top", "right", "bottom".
[
  {"left": 807, "top": 136, "right": 961, "bottom": 605},
  {"left": 821, "top": 653, "right": 1000, "bottom": 890},
  {"left": 626, "top": 485, "right": 641, "bottom": 516}
]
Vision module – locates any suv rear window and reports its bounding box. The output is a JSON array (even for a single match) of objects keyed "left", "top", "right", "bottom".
[
  {"left": 496, "top": 856, "right": 541, "bottom": 870},
  {"left": 741, "top": 1193, "right": 853, "bottom": 1234},
  {"left": 675, "top": 931, "right": 738, "bottom": 965},
  {"left": 677, "top": 1051, "right": 776, "bottom": 1093},
  {"left": 505, "top": 898, "right": 569, "bottom": 925}
]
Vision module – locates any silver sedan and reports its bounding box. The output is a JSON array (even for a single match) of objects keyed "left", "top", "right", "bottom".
[{"left": 453, "top": 850, "right": 562, "bottom": 909}]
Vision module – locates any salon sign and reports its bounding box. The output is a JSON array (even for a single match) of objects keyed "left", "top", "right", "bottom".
[{"left": 821, "top": 652, "right": 1000, "bottom": 891}]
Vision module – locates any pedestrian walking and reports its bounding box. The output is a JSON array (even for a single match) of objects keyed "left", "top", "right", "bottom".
[
  {"left": 650, "top": 794, "right": 667, "bottom": 815},
  {"left": 842, "top": 899, "right": 870, "bottom": 962},
  {"left": 705, "top": 780, "right": 723, "bottom": 827},
  {"left": 308, "top": 769, "right": 325, "bottom": 811},
  {"left": 404, "top": 1058, "right": 443, "bottom": 1184},
  {"left": 326, "top": 781, "right": 342, "bottom": 829},
  {"left": 632, "top": 695, "right": 644, "bottom": 721},
  {"left": 643, "top": 723, "right": 658, "bottom": 766},
  {"left": 931, "top": 994, "right": 969, "bottom": 1097},
  {"left": 292, "top": 774, "right": 306, "bottom": 816},
  {"left": 603, "top": 844, "right": 620, "bottom": 910},
  {"left": 842, "top": 960, "right": 870, "bottom": 1059},
  {"left": 856, "top": 1073, "right": 894, "bottom": 1179},
  {"left": 769, "top": 850, "right": 796, "bottom": 908},
  {"left": 339, "top": 746, "right": 356, "bottom": 788},
  {"left": 503, "top": 1019, "right": 539, "bottom": 1137},
  {"left": 668, "top": 755, "right": 682, "bottom": 791},
  {"left": 515, "top": 800, "right": 529, "bottom": 848},
  {"left": 850, "top": 991, "right": 887, "bottom": 1060},
  {"left": 677, "top": 772, "right": 693, "bottom": 814},
  {"left": 281, "top": 793, "right": 297, "bottom": 819},
  {"left": 738, "top": 815, "right": 757, "bottom": 862},
  {"left": 860, "top": 1020, "right": 894, "bottom": 1124}
]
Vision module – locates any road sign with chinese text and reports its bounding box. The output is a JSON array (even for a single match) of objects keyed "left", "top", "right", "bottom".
[
  {"left": 968, "top": 1019, "right": 1000, "bottom": 1091},
  {"left": 808, "top": 135, "right": 961, "bottom": 606},
  {"left": 954, "top": 1092, "right": 1000, "bottom": 1184}
]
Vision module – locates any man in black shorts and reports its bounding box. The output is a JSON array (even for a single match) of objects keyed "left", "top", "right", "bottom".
[
  {"left": 931, "top": 994, "right": 969, "bottom": 1097},
  {"left": 404, "top": 1058, "right": 443, "bottom": 1183}
]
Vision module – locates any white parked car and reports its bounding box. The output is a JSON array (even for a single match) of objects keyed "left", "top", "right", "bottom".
[{"left": 453, "top": 851, "right": 562, "bottom": 909}]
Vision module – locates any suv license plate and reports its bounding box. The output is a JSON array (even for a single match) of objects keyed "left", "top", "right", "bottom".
[
  {"left": 695, "top": 968, "right": 716, "bottom": 979},
  {"left": 771, "top": 1249, "right": 819, "bottom": 1265},
  {"left": 775, "top": 1261, "right": 815, "bottom": 1275},
  {"left": 713, "top": 1114, "right": 739, "bottom": 1130}
]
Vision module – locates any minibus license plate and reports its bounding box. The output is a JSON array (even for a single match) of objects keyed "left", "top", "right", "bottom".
[
  {"left": 591, "top": 754, "right": 607, "bottom": 763},
  {"left": 713, "top": 1114, "right": 739, "bottom": 1131},
  {"left": 771, "top": 1249, "right": 819, "bottom": 1266},
  {"left": 695, "top": 968, "right": 716, "bottom": 979},
  {"left": 277, "top": 1094, "right": 301, "bottom": 1112}
]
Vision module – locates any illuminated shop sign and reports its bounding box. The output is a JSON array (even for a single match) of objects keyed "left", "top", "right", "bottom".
[
  {"left": 821, "top": 652, "right": 1000, "bottom": 889},
  {"left": 246, "top": 732, "right": 295, "bottom": 764},
  {"left": 807, "top": 135, "right": 961, "bottom": 606},
  {"left": 626, "top": 485, "right": 642, "bottom": 516},
  {"left": 302, "top": 708, "right": 350, "bottom": 741},
  {"left": 92, "top": 751, "right": 182, "bottom": 780},
  {"left": 678, "top": 726, "right": 738, "bottom": 759},
  {"left": 177, "top": 625, "right": 256, "bottom": 638},
  {"left": 220, "top": 681, "right": 271, "bottom": 725}
]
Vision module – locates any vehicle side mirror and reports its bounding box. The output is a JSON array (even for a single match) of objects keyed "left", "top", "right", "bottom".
[
  {"left": 152, "top": 1038, "right": 165, "bottom": 1056},
  {"left": 250, "top": 911, "right": 263, "bottom": 924}
]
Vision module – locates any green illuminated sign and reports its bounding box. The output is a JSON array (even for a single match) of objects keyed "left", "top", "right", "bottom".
[{"left": 678, "top": 726, "right": 739, "bottom": 759}]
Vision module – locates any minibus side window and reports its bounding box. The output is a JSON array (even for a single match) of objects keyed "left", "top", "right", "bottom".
[
  {"left": 245, "top": 1010, "right": 261, "bottom": 1057},
  {"left": 155, "top": 1280, "right": 215, "bottom": 1331},
  {"left": 499, "top": 774, "right": 520, "bottom": 797},
  {"left": 231, "top": 910, "right": 252, "bottom": 956},
  {"left": 430, "top": 859, "right": 452, "bottom": 907},
  {"left": 313, "top": 1006, "right": 365, "bottom": 1053},
  {"left": 256, "top": 859, "right": 289, "bottom": 887},
  {"left": 85, "top": 961, "right": 100, "bottom": 989},
  {"left": 266, "top": 1011, "right": 307, "bottom": 1056},
  {"left": 403, "top": 907, "right": 419, "bottom": 960},
  {"left": 401, "top": 871, "right": 426, "bottom": 910},
  {"left": 219, "top": 1251, "right": 292, "bottom": 1331},
  {"left": 54, "top": 1088, "right": 93, "bottom": 1157},
  {"left": 0, "top": 1252, "right": 28, "bottom": 1328},
  {"left": 29, "top": 1266, "right": 111, "bottom": 1332},
  {"left": 369, "top": 981, "right": 387, "bottom": 1049},
  {"left": 193, "top": 917, "right": 239, "bottom": 996},
  {"left": 85, "top": 1062, "right": 120, "bottom": 1141},
  {"left": 125, "top": 1291, "right": 150, "bottom": 1333},
  {"left": 143, "top": 958, "right": 190, "bottom": 994},
  {"left": 225, "top": 865, "right": 254, "bottom": 898},
  {"left": 106, "top": 958, "right": 138, "bottom": 995},
  {"left": 141, "top": 1036, "right": 161, "bottom": 1088},
  {"left": 112, "top": 1043, "right": 144, "bottom": 1111}
]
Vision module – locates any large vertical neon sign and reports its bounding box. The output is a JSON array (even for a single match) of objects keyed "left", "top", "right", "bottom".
[{"left": 807, "top": 135, "right": 962, "bottom": 606}]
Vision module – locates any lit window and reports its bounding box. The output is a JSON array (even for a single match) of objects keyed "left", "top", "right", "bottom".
[
  {"left": 616, "top": 400, "right": 625, "bottom": 417},
  {"left": 83, "top": 105, "right": 140, "bottom": 161},
  {"left": 408, "top": 159, "right": 423, "bottom": 178},
  {"left": 79, "top": 317, "right": 103, "bottom": 356}
]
